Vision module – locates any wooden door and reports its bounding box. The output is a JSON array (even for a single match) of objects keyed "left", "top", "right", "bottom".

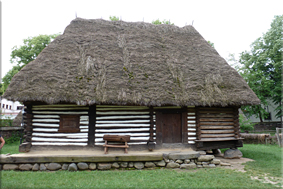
[{"left": 157, "top": 113, "right": 182, "bottom": 143}]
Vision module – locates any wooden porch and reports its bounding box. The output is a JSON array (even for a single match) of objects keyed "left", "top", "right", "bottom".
[{"left": 0, "top": 148, "right": 201, "bottom": 164}]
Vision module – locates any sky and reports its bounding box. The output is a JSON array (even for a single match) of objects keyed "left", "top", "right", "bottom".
[{"left": 1, "top": 0, "right": 283, "bottom": 80}]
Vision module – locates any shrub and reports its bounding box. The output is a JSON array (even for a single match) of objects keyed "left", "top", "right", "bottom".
[
  {"left": 0, "top": 118, "right": 13, "bottom": 127},
  {"left": 4, "top": 131, "right": 21, "bottom": 144},
  {"left": 239, "top": 114, "right": 255, "bottom": 132}
]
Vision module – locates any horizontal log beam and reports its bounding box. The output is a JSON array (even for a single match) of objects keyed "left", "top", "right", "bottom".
[
  {"left": 200, "top": 126, "right": 234, "bottom": 130},
  {"left": 32, "top": 111, "right": 88, "bottom": 115},
  {"left": 97, "top": 109, "right": 149, "bottom": 112},
  {"left": 200, "top": 122, "right": 234, "bottom": 126},
  {"left": 201, "top": 130, "right": 234, "bottom": 134},
  {"left": 95, "top": 126, "right": 150, "bottom": 129},
  {"left": 201, "top": 134, "right": 235, "bottom": 138},
  {"left": 199, "top": 114, "right": 234, "bottom": 118},
  {"left": 199, "top": 111, "right": 234, "bottom": 114},
  {"left": 200, "top": 118, "right": 234, "bottom": 122},
  {"left": 0, "top": 153, "right": 163, "bottom": 163},
  {"left": 198, "top": 107, "right": 234, "bottom": 111}
]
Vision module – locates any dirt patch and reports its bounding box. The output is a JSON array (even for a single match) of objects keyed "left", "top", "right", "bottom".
[
  {"left": 251, "top": 175, "right": 282, "bottom": 187},
  {"left": 215, "top": 154, "right": 254, "bottom": 172},
  {"left": 215, "top": 154, "right": 282, "bottom": 188}
]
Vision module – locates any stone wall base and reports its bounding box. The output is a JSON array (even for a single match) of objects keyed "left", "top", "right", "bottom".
[{"left": 0, "top": 154, "right": 231, "bottom": 171}]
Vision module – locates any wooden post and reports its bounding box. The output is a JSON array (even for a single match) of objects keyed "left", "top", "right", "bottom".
[
  {"left": 182, "top": 106, "right": 188, "bottom": 144},
  {"left": 233, "top": 107, "right": 240, "bottom": 139},
  {"left": 19, "top": 104, "right": 33, "bottom": 152},
  {"left": 155, "top": 111, "right": 162, "bottom": 145},
  {"left": 195, "top": 107, "right": 201, "bottom": 140},
  {"left": 88, "top": 105, "right": 96, "bottom": 146},
  {"left": 149, "top": 106, "right": 154, "bottom": 141}
]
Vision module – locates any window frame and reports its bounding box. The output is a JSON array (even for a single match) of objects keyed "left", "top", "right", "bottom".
[{"left": 58, "top": 115, "right": 80, "bottom": 133}]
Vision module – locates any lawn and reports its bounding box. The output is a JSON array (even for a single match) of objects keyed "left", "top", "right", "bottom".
[
  {"left": 1, "top": 168, "right": 275, "bottom": 189},
  {"left": 0, "top": 143, "right": 282, "bottom": 189},
  {"left": 0, "top": 141, "right": 22, "bottom": 155},
  {"left": 241, "top": 144, "right": 282, "bottom": 177}
]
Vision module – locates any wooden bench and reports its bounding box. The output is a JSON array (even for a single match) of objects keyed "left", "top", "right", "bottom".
[{"left": 103, "top": 135, "right": 130, "bottom": 154}]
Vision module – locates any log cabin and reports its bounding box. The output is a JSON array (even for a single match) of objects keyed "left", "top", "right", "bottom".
[{"left": 3, "top": 18, "right": 260, "bottom": 152}]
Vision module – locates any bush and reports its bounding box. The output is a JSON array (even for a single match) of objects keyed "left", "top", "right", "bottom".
[
  {"left": 239, "top": 114, "right": 255, "bottom": 132},
  {"left": 0, "top": 118, "right": 13, "bottom": 127},
  {"left": 4, "top": 131, "right": 21, "bottom": 144}
]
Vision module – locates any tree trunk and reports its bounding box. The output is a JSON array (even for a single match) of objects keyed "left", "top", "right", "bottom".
[
  {"left": 259, "top": 112, "right": 263, "bottom": 123},
  {"left": 280, "top": 102, "right": 282, "bottom": 127}
]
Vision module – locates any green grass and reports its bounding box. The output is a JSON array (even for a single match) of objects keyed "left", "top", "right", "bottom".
[
  {"left": 1, "top": 168, "right": 274, "bottom": 189},
  {"left": 0, "top": 141, "right": 21, "bottom": 155},
  {"left": 241, "top": 144, "right": 282, "bottom": 177},
  {"left": 0, "top": 143, "right": 282, "bottom": 188}
]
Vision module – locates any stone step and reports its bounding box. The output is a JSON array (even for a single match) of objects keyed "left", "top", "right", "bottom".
[{"left": 166, "top": 152, "right": 200, "bottom": 160}]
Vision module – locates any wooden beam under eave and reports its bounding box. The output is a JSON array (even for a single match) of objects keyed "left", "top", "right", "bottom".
[
  {"left": 182, "top": 106, "right": 188, "bottom": 144},
  {"left": 195, "top": 107, "right": 201, "bottom": 140},
  {"left": 88, "top": 105, "right": 96, "bottom": 146},
  {"left": 149, "top": 106, "right": 154, "bottom": 141}
]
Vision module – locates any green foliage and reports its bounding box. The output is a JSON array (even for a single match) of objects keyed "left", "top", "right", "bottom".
[
  {"left": 0, "top": 118, "right": 13, "bottom": 127},
  {"left": 0, "top": 112, "right": 13, "bottom": 127},
  {"left": 0, "top": 83, "right": 3, "bottom": 95},
  {"left": 239, "top": 15, "right": 283, "bottom": 120},
  {"left": 1, "top": 34, "right": 59, "bottom": 93},
  {"left": 152, "top": 19, "right": 174, "bottom": 25},
  {"left": 10, "top": 34, "right": 59, "bottom": 67},
  {"left": 207, "top": 41, "right": 215, "bottom": 48},
  {"left": 239, "top": 114, "right": 255, "bottom": 132},
  {"left": 1, "top": 65, "right": 21, "bottom": 94},
  {"left": 109, "top": 16, "right": 119, "bottom": 21},
  {"left": 4, "top": 131, "right": 21, "bottom": 144}
]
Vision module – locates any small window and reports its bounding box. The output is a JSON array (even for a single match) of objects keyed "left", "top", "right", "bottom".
[
  {"left": 17, "top": 106, "right": 24, "bottom": 110},
  {"left": 2, "top": 104, "right": 4, "bottom": 108},
  {"left": 58, "top": 115, "right": 80, "bottom": 133},
  {"left": 9, "top": 105, "right": 12, "bottom": 110},
  {"left": 6, "top": 105, "right": 8, "bottom": 109}
]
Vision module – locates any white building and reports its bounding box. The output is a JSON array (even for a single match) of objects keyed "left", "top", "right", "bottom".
[
  {"left": 0, "top": 96, "right": 23, "bottom": 119},
  {"left": 248, "top": 99, "right": 282, "bottom": 123}
]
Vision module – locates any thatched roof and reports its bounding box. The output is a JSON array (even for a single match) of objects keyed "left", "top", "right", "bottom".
[
  {"left": 12, "top": 111, "right": 22, "bottom": 126},
  {"left": 3, "top": 18, "right": 260, "bottom": 107}
]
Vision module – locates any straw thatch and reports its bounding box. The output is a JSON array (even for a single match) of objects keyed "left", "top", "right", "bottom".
[
  {"left": 3, "top": 18, "right": 260, "bottom": 106},
  {"left": 12, "top": 111, "right": 22, "bottom": 127}
]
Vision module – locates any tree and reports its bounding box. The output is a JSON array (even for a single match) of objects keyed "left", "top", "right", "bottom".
[
  {"left": 10, "top": 34, "right": 59, "bottom": 67},
  {"left": 238, "top": 15, "right": 283, "bottom": 122},
  {"left": 1, "top": 34, "right": 59, "bottom": 93},
  {"left": 0, "top": 84, "right": 2, "bottom": 96},
  {"left": 109, "top": 16, "right": 119, "bottom": 21},
  {"left": 1, "top": 65, "right": 21, "bottom": 94},
  {"left": 152, "top": 19, "right": 174, "bottom": 25}
]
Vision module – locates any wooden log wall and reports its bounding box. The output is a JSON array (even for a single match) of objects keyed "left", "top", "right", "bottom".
[
  {"left": 31, "top": 105, "right": 89, "bottom": 146},
  {"left": 23, "top": 105, "right": 33, "bottom": 145},
  {"left": 95, "top": 106, "right": 152, "bottom": 145},
  {"left": 187, "top": 108, "right": 196, "bottom": 144},
  {"left": 197, "top": 107, "right": 237, "bottom": 141}
]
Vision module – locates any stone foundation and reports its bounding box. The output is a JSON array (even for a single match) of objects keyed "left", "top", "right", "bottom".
[{"left": 0, "top": 153, "right": 231, "bottom": 171}]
